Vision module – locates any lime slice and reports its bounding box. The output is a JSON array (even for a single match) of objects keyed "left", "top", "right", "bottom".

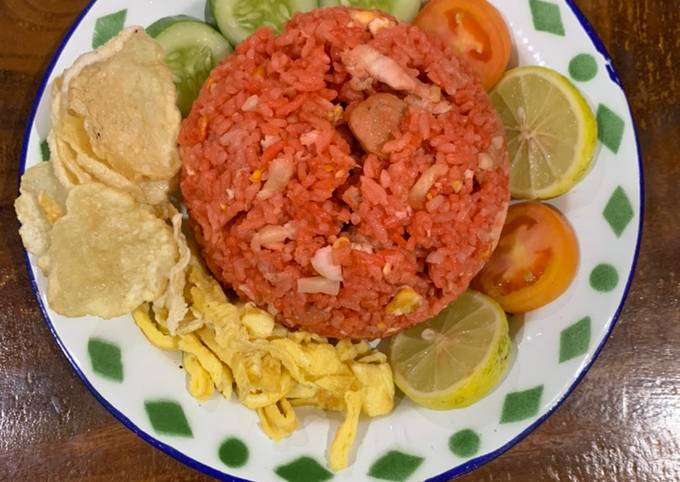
[
  {"left": 389, "top": 291, "right": 510, "bottom": 410},
  {"left": 490, "top": 66, "right": 597, "bottom": 199}
]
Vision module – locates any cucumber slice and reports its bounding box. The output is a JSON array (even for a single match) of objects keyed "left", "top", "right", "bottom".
[
  {"left": 319, "top": 0, "right": 420, "bottom": 22},
  {"left": 206, "top": 0, "right": 318, "bottom": 45},
  {"left": 147, "top": 16, "right": 232, "bottom": 116}
]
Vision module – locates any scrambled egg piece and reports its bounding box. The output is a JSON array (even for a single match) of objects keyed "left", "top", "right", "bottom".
[
  {"left": 179, "top": 333, "right": 233, "bottom": 400},
  {"left": 386, "top": 286, "right": 424, "bottom": 315},
  {"left": 257, "top": 399, "right": 298, "bottom": 442},
  {"left": 241, "top": 303, "right": 275, "bottom": 338},
  {"left": 329, "top": 391, "right": 362, "bottom": 471},
  {"left": 183, "top": 352, "right": 213, "bottom": 401},
  {"left": 133, "top": 304, "right": 178, "bottom": 351},
  {"left": 134, "top": 253, "right": 395, "bottom": 471}
]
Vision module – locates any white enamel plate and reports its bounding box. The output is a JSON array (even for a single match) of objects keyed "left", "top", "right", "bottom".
[{"left": 20, "top": 1, "right": 642, "bottom": 480}]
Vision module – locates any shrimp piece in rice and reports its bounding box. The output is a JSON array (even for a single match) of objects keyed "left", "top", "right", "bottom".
[{"left": 342, "top": 44, "right": 448, "bottom": 111}]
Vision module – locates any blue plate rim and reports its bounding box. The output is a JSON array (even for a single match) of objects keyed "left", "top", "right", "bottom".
[{"left": 17, "top": 1, "right": 644, "bottom": 481}]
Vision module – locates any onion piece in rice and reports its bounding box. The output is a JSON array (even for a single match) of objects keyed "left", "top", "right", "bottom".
[
  {"left": 297, "top": 276, "right": 341, "bottom": 296},
  {"left": 478, "top": 152, "right": 494, "bottom": 170},
  {"left": 256, "top": 157, "right": 294, "bottom": 201},
  {"left": 251, "top": 223, "right": 295, "bottom": 251},
  {"left": 408, "top": 163, "right": 449, "bottom": 209},
  {"left": 426, "top": 250, "right": 445, "bottom": 264},
  {"left": 241, "top": 95, "right": 259, "bottom": 112},
  {"left": 311, "top": 245, "right": 343, "bottom": 281}
]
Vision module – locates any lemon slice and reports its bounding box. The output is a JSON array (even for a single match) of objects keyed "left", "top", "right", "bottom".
[
  {"left": 389, "top": 291, "right": 510, "bottom": 410},
  {"left": 490, "top": 66, "right": 597, "bottom": 199}
]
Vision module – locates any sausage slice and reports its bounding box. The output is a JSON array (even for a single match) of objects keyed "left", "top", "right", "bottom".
[{"left": 348, "top": 93, "right": 406, "bottom": 157}]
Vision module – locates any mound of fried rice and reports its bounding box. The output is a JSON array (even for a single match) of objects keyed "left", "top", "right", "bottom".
[{"left": 179, "top": 7, "right": 509, "bottom": 339}]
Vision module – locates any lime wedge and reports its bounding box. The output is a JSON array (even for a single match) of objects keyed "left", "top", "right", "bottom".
[
  {"left": 389, "top": 291, "right": 510, "bottom": 410},
  {"left": 490, "top": 66, "right": 597, "bottom": 199}
]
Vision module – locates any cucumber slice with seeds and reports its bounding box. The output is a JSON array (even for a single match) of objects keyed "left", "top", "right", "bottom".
[
  {"left": 319, "top": 0, "right": 420, "bottom": 22},
  {"left": 147, "top": 16, "right": 232, "bottom": 116},
  {"left": 206, "top": 0, "right": 318, "bottom": 45}
]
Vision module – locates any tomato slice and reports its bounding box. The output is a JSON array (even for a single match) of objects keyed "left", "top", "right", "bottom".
[
  {"left": 473, "top": 202, "right": 579, "bottom": 313},
  {"left": 413, "top": 0, "right": 512, "bottom": 90}
]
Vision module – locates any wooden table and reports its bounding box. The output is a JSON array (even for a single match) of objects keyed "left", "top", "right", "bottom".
[{"left": 1, "top": 1, "right": 677, "bottom": 480}]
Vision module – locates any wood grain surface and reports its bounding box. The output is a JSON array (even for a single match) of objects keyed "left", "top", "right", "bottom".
[{"left": 0, "top": 1, "right": 678, "bottom": 481}]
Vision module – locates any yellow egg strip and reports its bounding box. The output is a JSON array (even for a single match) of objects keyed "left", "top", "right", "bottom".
[
  {"left": 132, "top": 304, "right": 179, "bottom": 351},
  {"left": 183, "top": 352, "right": 214, "bottom": 401},
  {"left": 256, "top": 398, "right": 298, "bottom": 442},
  {"left": 329, "top": 390, "right": 362, "bottom": 471},
  {"left": 179, "top": 333, "right": 233, "bottom": 400}
]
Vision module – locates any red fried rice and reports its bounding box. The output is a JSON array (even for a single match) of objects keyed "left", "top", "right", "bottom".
[{"left": 180, "top": 7, "right": 509, "bottom": 339}]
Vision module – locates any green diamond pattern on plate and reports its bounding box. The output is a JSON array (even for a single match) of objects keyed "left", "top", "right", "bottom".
[
  {"left": 368, "top": 450, "right": 424, "bottom": 481},
  {"left": 449, "top": 429, "right": 481, "bottom": 458},
  {"left": 87, "top": 338, "right": 123, "bottom": 382},
  {"left": 529, "top": 0, "right": 565, "bottom": 36},
  {"left": 559, "top": 317, "right": 592, "bottom": 363},
  {"left": 144, "top": 400, "right": 193, "bottom": 437},
  {"left": 92, "top": 9, "right": 127, "bottom": 48},
  {"left": 590, "top": 264, "right": 619, "bottom": 292},
  {"left": 597, "top": 104, "right": 625, "bottom": 153},
  {"left": 218, "top": 437, "right": 249, "bottom": 468},
  {"left": 603, "top": 186, "right": 634, "bottom": 237},
  {"left": 500, "top": 386, "right": 544, "bottom": 423},
  {"left": 569, "top": 53, "right": 598, "bottom": 81},
  {"left": 275, "top": 456, "right": 333, "bottom": 482},
  {"left": 40, "top": 139, "right": 50, "bottom": 162}
]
